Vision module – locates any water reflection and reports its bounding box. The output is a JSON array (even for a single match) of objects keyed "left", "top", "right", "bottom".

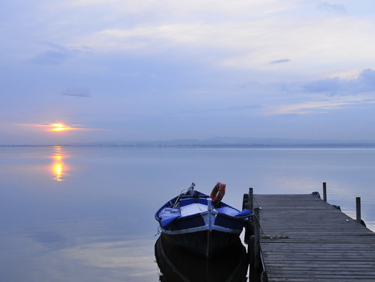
[
  {"left": 2, "top": 146, "right": 375, "bottom": 281},
  {"left": 155, "top": 234, "right": 248, "bottom": 282},
  {"left": 51, "top": 146, "right": 69, "bottom": 181}
]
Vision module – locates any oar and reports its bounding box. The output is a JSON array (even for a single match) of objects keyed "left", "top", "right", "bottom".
[
  {"left": 172, "top": 182, "right": 195, "bottom": 208},
  {"left": 173, "top": 188, "right": 186, "bottom": 208}
]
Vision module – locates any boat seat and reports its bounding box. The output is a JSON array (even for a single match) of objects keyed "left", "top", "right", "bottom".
[{"left": 179, "top": 197, "right": 208, "bottom": 207}]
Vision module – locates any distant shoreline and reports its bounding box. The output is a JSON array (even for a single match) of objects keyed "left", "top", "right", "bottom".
[
  {"left": 3, "top": 137, "right": 375, "bottom": 148},
  {"left": 2, "top": 143, "right": 375, "bottom": 148}
]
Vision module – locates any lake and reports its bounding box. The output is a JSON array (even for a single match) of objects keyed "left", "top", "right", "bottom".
[{"left": 1, "top": 145, "right": 374, "bottom": 281}]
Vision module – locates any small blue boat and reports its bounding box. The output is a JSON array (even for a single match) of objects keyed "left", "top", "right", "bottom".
[{"left": 155, "top": 183, "right": 251, "bottom": 259}]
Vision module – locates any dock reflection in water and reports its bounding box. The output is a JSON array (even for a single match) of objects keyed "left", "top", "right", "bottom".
[
  {"left": 155, "top": 234, "right": 248, "bottom": 282},
  {"left": 50, "top": 146, "right": 69, "bottom": 181}
]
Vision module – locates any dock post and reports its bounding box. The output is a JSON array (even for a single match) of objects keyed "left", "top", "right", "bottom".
[
  {"left": 247, "top": 188, "right": 254, "bottom": 237},
  {"left": 323, "top": 182, "right": 327, "bottom": 202},
  {"left": 261, "top": 271, "right": 268, "bottom": 282},
  {"left": 356, "top": 197, "right": 361, "bottom": 224},
  {"left": 249, "top": 187, "right": 254, "bottom": 212},
  {"left": 254, "top": 207, "right": 261, "bottom": 272}
]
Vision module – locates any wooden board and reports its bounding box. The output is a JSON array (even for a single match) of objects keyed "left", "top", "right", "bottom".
[{"left": 254, "top": 194, "right": 375, "bottom": 282}]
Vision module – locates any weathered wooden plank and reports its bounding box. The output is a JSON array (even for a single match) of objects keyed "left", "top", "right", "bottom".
[{"left": 253, "top": 194, "right": 375, "bottom": 282}]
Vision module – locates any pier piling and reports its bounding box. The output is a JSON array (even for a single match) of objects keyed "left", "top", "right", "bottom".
[
  {"left": 249, "top": 187, "right": 254, "bottom": 212},
  {"left": 253, "top": 207, "right": 261, "bottom": 273},
  {"left": 356, "top": 196, "right": 361, "bottom": 224}
]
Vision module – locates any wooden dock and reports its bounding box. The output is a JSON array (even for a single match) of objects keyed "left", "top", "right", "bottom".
[{"left": 252, "top": 194, "right": 375, "bottom": 282}]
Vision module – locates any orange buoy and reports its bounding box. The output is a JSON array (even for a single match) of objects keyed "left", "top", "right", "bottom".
[{"left": 210, "top": 182, "right": 226, "bottom": 205}]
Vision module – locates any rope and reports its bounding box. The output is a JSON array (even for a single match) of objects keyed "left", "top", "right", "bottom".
[
  {"left": 251, "top": 195, "right": 267, "bottom": 236},
  {"left": 253, "top": 214, "right": 266, "bottom": 236}
]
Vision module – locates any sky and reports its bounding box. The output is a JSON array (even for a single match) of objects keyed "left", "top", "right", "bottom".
[{"left": 2, "top": 0, "right": 375, "bottom": 144}]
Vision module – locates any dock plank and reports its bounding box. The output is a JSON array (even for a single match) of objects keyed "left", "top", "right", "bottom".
[{"left": 254, "top": 194, "right": 375, "bottom": 282}]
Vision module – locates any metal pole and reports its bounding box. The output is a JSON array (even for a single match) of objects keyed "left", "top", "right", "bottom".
[
  {"left": 323, "top": 182, "right": 327, "bottom": 202},
  {"left": 356, "top": 197, "right": 361, "bottom": 224}
]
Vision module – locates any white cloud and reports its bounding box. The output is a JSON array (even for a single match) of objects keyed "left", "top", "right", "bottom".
[
  {"left": 317, "top": 2, "right": 347, "bottom": 15},
  {"left": 4, "top": 0, "right": 375, "bottom": 79},
  {"left": 267, "top": 93, "right": 375, "bottom": 115},
  {"left": 61, "top": 0, "right": 283, "bottom": 16},
  {"left": 51, "top": 2, "right": 373, "bottom": 79}
]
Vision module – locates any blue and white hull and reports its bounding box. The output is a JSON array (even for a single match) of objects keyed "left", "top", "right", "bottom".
[{"left": 155, "top": 186, "right": 251, "bottom": 258}]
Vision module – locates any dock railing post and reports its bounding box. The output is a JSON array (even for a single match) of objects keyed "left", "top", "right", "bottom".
[
  {"left": 356, "top": 197, "right": 361, "bottom": 224},
  {"left": 249, "top": 187, "right": 254, "bottom": 212},
  {"left": 254, "top": 207, "right": 261, "bottom": 272},
  {"left": 323, "top": 182, "right": 327, "bottom": 202},
  {"left": 246, "top": 188, "right": 254, "bottom": 237}
]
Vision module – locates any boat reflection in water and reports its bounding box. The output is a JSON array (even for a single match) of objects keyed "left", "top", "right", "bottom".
[
  {"left": 50, "top": 146, "right": 69, "bottom": 181},
  {"left": 155, "top": 234, "right": 248, "bottom": 282}
]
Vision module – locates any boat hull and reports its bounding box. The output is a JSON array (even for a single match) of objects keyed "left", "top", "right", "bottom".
[
  {"left": 162, "top": 229, "right": 240, "bottom": 258},
  {"left": 155, "top": 233, "right": 248, "bottom": 282}
]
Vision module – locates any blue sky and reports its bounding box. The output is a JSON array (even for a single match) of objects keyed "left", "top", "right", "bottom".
[{"left": 1, "top": 0, "right": 375, "bottom": 144}]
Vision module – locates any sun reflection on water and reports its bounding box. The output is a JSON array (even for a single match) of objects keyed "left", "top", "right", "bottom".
[{"left": 51, "top": 146, "right": 69, "bottom": 181}]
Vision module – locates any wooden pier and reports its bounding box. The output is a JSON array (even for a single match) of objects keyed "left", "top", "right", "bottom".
[{"left": 247, "top": 192, "right": 375, "bottom": 281}]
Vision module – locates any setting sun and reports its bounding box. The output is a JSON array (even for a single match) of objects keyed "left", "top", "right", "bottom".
[
  {"left": 50, "top": 123, "right": 76, "bottom": 132},
  {"left": 22, "top": 122, "right": 88, "bottom": 134}
]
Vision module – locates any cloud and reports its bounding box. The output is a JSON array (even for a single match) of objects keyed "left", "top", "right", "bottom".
[
  {"left": 267, "top": 95, "right": 375, "bottom": 115},
  {"left": 302, "top": 77, "right": 341, "bottom": 96},
  {"left": 356, "top": 68, "right": 375, "bottom": 92},
  {"left": 301, "top": 69, "right": 375, "bottom": 96},
  {"left": 317, "top": 2, "right": 347, "bottom": 15},
  {"left": 267, "top": 69, "right": 375, "bottom": 115},
  {"left": 6, "top": 0, "right": 375, "bottom": 75},
  {"left": 182, "top": 104, "right": 262, "bottom": 115},
  {"left": 61, "top": 87, "right": 91, "bottom": 97},
  {"left": 76, "top": 12, "right": 375, "bottom": 75},
  {"left": 270, "top": 59, "right": 290, "bottom": 64},
  {"left": 27, "top": 231, "right": 69, "bottom": 251},
  {"left": 61, "top": 93, "right": 91, "bottom": 97},
  {"left": 29, "top": 44, "right": 87, "bottom": 65},
  {"left": 30, "top": 50, "right": 73, "bottom": 65}
]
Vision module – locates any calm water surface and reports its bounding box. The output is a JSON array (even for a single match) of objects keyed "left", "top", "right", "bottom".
[{"left": 1, "top": 146, "right": 374, "bottom": 281}]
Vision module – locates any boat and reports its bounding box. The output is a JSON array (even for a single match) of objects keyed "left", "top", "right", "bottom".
[
  {"left": 155, "top": 233, "right": 248, "bottom": 282},
  {"left": 155, "top": 182, "right": 251, "bottom": 259}
]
